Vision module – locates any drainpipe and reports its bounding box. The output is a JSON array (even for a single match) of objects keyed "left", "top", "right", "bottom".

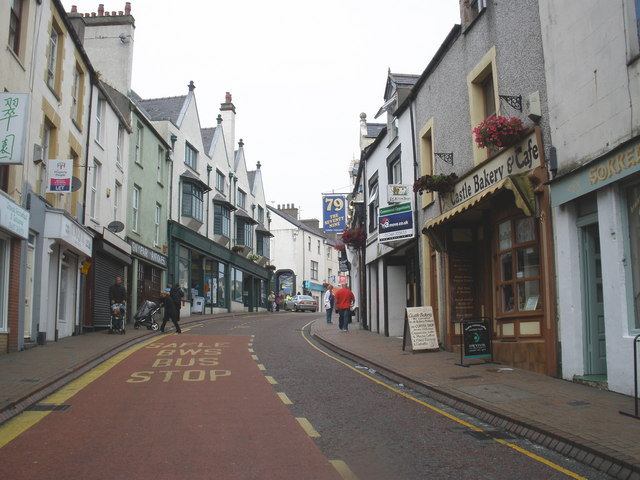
[
  {"left": 82, "top": 86, "right": 95, "bottom": 225},
  {"left": 168, "top": 134, "right": 177, "bottom": 221},
  {"left": 206, "top": 164, "right": 212, "bottom": 235},
  {"left": 409, "top": 100, "right": 422, "bottom": 306}
]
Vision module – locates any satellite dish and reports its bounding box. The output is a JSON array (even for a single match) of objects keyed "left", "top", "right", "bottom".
[
  {"left": 71, "top": 176, "right": 82, "bottom": 192},
  {"left": 107, "top": 221, "right": 125, "bottom": 233}
]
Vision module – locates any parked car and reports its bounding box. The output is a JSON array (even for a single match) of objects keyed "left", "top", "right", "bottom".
[{"left": 285, "top": 295, "right": 318, "bottom": 312}]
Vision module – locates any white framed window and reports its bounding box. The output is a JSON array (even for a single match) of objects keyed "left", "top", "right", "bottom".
[
  {"left": 113, "top": 181, "right": 121, "bottom": 220},
  {"left": 116, "top": 125, "right": 124, "bottom": 168},
  {"left": 47, "top": 28, "right": 58, "bottom": 89},
  {"left": 90, "top": 159, "right": 101, "bottom": 219},
  {"left": 185, "top": 143, "right": 197, "bottom": 169},
  {"left": 237, "top": 189, "right": 246, "bottom": 209},
  {"left": 389, "top": 157, "right": 402, "bottom": 184},
  {"left": 132, "top": 186, "right": 140, "bottom": 231},
  {"left": 317, "top": 239, "right": 321, "bottom": 254},
  {"left": 215, "top": 170, "right": 225, "bottom": 192},
  {"left": 311, "top": 261, "right": 319, "bottom": 280},
  {"left": 154, "top": 203, "right": 161, "bottom": 246},
  {"left": 135, "top": 123, "right": 143, "bottom": 164},
  {"left": 95, "top": 96, "right": 104, "bottom": 143},
  {"left": 157, "top": 146, "right": 164, "bottom": 183},
  {"left": 71, "top": 67, "right": 82, "bottom": 122}
]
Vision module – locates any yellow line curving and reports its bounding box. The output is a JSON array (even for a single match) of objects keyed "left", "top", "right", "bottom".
[{"left": 301, "top": 320, "right": 587, "bottom": 480}]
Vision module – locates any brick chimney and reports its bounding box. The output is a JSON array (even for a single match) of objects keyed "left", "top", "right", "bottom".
[
  {"left": 300, "top": 219, "right": 320, "bottom": 232},
  {"left": 220, "top": 92, "right": 236, "bottom": 162},
  {"left": 281, "top": 203, "right": 299, "bottom": 220}
]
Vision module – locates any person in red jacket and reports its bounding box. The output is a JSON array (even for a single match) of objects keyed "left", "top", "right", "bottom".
[{"left": 334, "top": 283, "right": 355, "bottom": 332}]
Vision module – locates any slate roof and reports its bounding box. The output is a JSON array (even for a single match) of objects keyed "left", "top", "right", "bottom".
[
  {"left": 201, "top": 127, "right": 216, "bottom": 152},
  {"left": 135, "top": 95, "right": 187, "bottom": 123},
  {"left": 268, "top": 205, "right": 330, "bottom": 239},
  {"left": 365, "top": 123, "right": 385, "bottom": 139}
]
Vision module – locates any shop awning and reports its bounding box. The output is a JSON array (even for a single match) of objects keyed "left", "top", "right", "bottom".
[
  {"left": 212, "top": 193, "right": 237, "bottom": 210},
  {"left": 180, "top": 170, "right": 211, "bottom": 193},
  {"left": 422, "top": 175, "right": 534, "bottom": 231},
  {"left": 256, "top": 223, "right": 274, "bottom": 237}
]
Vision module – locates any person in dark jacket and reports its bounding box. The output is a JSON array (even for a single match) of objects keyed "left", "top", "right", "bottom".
[
  {"left": 109, "top": 277, "right": 127, "bottom": 306},
  {"left": 160, "top": 288, "right": 181, "bottom": 333},
  {"left": 170, "top": 283, "right": 184, "bottom": 319}
]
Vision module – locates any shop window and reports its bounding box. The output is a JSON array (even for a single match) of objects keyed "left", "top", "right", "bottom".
[
  {"left": 497, "top": 216, "right": 541, "bottom": 314},
  {"left": 134, "top": 123, "right": 143, "bottom": 165},
  {"left": 181, "top": 182, "right": 203, "bottom": 222},
  {"left": 217, "top": 263, "right": 226, "bottom": 308},
  {"left": 627, "top": 182, "right": 640, "bottom": 331},
  {"left": 311, "top": 261, "right": 319, "bottom": 280},
  {"left": 185, "top": 143, "right": 197, "bottom": 170},
  {"left": 419, "top": 119, "right": 434, "bottom": 208},
  {"left": 178, "top": 246, "right": 190, "bottom": 298},
  {"left": 213, "top": 203, "right": 231, "bottom": 237},
  {"left": 232, "top": 268, "right": 243, "bottom": 303}
]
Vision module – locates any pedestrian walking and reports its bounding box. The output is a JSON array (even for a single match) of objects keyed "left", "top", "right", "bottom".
[
  {"left": 334, "top": 283, "right": 355, "bottom": 332},
  {"left": 109, "top": 276, "right": 127, "bottom": 321},
  {"left": 267, "top": 291, "right": 276, "bottom": 312},
  {"left": 160, "top": 288, "right": 181, "bottom": 333},
  {"left": 170, "top": 283, "right": 184, "bottom": 319},
  {"left": 323, "top": 284, "right": 334, "bottom": 324}
]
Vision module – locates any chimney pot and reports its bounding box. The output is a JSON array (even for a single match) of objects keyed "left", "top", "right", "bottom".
[
  {"left": 105, "top": 11, "right": 110, "bottom": 16},
  {"left": 98, "top": 4, "right": 104, "bottom": 15},
  {"left": 125, "top": 2, "right": 131, "bottom": 14},
  {"left": 225, "top": 92, "right": 232, "bottom": 103},
  {"left": 71, "top": 5, "right": 77, "bottom": 12},
  {"left": 92, "top": 12, "right": 96, "bottom": 16},
  {"left": 119, "top": 10, "right": 123, "bottom": 14},
  {"left": 112, "top": 11, "right": 117, "bottom": 15}
]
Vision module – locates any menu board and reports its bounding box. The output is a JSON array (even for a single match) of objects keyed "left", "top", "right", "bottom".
[
  {"left": 450, "top": 254, "right": 475, "bottom": 320},
  {"left": 463, "top": 320, "right": 492, "bottom": 359},
  {"left": 404, "top": 306, "right": 439, "bottom": 351}
]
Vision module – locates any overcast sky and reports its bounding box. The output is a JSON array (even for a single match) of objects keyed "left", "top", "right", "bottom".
[{"left": 64, "top": 0, "right": 460, "bottom": 220}]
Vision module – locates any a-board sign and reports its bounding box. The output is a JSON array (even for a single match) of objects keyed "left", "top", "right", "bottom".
[
  {"left": 462, "top": 321, "right": 491, "bottom": 358},
  {"left": 403, "top": 306, "right": 439, "bottom": 351}
]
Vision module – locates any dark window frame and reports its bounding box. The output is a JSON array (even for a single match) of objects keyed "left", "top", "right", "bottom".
[{"left": 181, "top": 182, "right": 204, "bottom": 222}]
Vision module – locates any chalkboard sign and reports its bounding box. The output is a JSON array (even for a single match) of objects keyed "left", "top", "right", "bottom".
[
  {"left": 462, "top": 321, "right": 491, "bottom": 359},
  {"left": 403, "top": 306, "right": 439, "bottom": 352}
]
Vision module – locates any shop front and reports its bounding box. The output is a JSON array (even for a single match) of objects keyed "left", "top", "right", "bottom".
[
  {"left": 550, "top": 135, "right": 640, "bottom": 393},
  {"left": 168, "top": 221, "right": 269, "bottom": 315},
  {"left": 0, "top": 193, "right": 29, "bottom": 352},
  {"left": 423, "top": 129, "right": 557, "bottom": 375},
  {"left": 127, "top": 238, "right": 167, "bottom": 312}
]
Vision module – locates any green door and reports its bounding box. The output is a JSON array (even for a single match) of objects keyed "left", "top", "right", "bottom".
[{"left": 581, "top": 223, "right": 606, "bottom": 375}]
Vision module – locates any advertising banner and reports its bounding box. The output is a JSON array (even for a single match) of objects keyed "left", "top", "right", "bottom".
[
  {"left": 378, "top": 202, "right": 414, "bottom": 243},
  {"left": 322, "top": 195, "right": 347, "bottom": 233},
  {"left": 0, "top": 93, "right": 29, "bottom": 165},
  {"left": 47, "top": 159, "right": 73, "bottom": 193}
]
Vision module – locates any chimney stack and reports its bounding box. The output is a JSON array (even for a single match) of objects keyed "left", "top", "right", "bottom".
[
  {"left": 281, "top": 203, "right": 299, "bottom": 219},
  {"left": 98, "top": 4, "right": 104, "bottom": 16},
  {"left": 71, "top": 5, "right": 77, "bottom": 12},
  {"left": 125, "top": 2, "right": 131, "bottom": 15}
]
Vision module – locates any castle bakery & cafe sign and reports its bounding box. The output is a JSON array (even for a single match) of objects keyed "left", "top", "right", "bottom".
[{"left": 442, "top": 130, "right": 542, "bottom": 212}]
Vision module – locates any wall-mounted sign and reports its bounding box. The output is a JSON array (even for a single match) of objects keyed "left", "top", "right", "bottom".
[
  {"left": 378, "top": 202, "right": 414, "bottom": 243},
  {"left": 127, "top": 238, "right": 168, "bottom": 268},
  {"left": 0, "top": 193, "right": 29, "bottom": 239},
  {"left": 388, "top": 184, "right": 412, "bottom": 203},
  {"left": 322, "top": 195, "right": 347, "bottom": 233},
  {"left": 47, "top": 159, "right": 73, "bottom": 193},
  {"left": 0, "top": 93, "right": 29, "bottom": 165}
]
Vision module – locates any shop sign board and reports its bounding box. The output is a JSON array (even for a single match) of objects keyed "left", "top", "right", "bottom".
[
  {"left": 462, "top": 321, "right": 492, "bottom": 359},
  {"left": 378, "top": 202, "right": 414, "bottom": 243},
  {"left": 0, "top": 93, "right": 29, "bottom": 165},
  {"left": 47, "top": 159, "right": 73, "bottom": 192},
  {"left": 0, "top": 193, "right": 29, "bottom": 239},
  {"left": 388, "top": 184, "right": 412, "bottom": 203},
  {"left": 322, "top": 195, "right": 347, "bottom": 233},
  {"left": 403, "top": 306, "right": 439, "bottom": 352},
  {"left": 443, "top": 131, "right": 542, "bottom": 211},
  {"left": 127, "top": 238, "right": 168, "bottom": 268}
]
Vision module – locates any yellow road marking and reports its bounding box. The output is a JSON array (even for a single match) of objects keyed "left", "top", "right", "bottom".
[
  {"left": 296, "top": 417, "right": 320, "bottom": 438},
  {"left": 301, "top": 321, "right": 588, "bottom": 480},
  {"left": 257, "top": 364, "right": 266, "bottom": 371},
  {"left": 248, "top": 348, "right": 254, "bottom": 353},
  {"left": 0, "top": 335, "right": 160, "bottom": 449},
  {"left": 330, "top": 460, "right": 358, "bottom": 480},
  {"left": 251, "top": 354, "right": 259, "bottom": 361},
  {"left": 265, "top": 376, "right": 278, "bottom": 385},
  {"left": 277, "top": 392, "right": 293, "bottom": 405}
]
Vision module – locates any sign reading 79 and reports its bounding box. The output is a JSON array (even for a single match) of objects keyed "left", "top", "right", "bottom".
[
  {"left": 324, "top": 196, "right": 344, "bottom": 212},
  {"left": 322, "top": 195, "right": 347, "bottom": 233}
]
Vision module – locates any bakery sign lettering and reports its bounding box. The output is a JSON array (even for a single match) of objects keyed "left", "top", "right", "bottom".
[{"left": 449, "top": 131, "right": 540, "bottom": 207}]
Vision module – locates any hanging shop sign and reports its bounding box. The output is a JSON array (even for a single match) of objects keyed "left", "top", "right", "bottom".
[
  {"left": 402, "top": 306, "right": 439, "bottom": 352},
  {"left": 322, "top": 195, "right": 347, "bottom": 233},
  {"left": 47, "top": 159, "right": 73, "bottom": 193},
  {"left": 378, "top": 202, "right": 414, "bottom": 243},
  {"left": 388, "top": 184, "right": 412, "bottom": 203},
  {"left": 0, "top": 93, "right": 29, "bottom": 165}
]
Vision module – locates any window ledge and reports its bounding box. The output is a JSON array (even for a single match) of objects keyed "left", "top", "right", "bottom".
[
  {"left": 94, "top": 139, "right": 104, "bottom": 151},
  {"left": 46, "top": 84, "right": 61, "bottom": 102},
  {"left": 157, "top": 181, "right": 164, "bottom": 188},
  {"left": 135, "top": 161, "right": 143, "bottom": 169},
  {"left": 6, "top": 46, "right": 26, "bottom": 70},
  {"left": 627, "top": 53, "right": 640, "bottom": 67},
  {"left": 72, "top": 118, "right": 83, "bottom": 133}
]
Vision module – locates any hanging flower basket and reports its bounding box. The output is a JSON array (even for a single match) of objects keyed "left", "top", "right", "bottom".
[
  {"left": 266, "top": 264, "right": 276, "bottom": 271},
  {"left": 413, "top": 173, "right": 458, "bottom": 195},
  {"left": 333, "top": 243, "right": 346, "bottom": 253},
  {"left": 473, "top": 115, "right": 525, "bottom": 149},
  {"left": 341, "top": 227, "right": 366, "bottom": 248}
]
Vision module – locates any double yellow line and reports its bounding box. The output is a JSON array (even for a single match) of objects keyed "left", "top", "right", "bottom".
[{"left": 300, "top": 320, "right": 587, "bottom": 480}]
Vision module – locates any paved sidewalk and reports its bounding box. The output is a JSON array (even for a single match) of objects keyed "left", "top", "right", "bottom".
[
  {"left": 312, "top": 320, "right": 640, "bottom": 480},
  {"left": 0, "top": 311, "right": 256, "bottom": 424}
]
